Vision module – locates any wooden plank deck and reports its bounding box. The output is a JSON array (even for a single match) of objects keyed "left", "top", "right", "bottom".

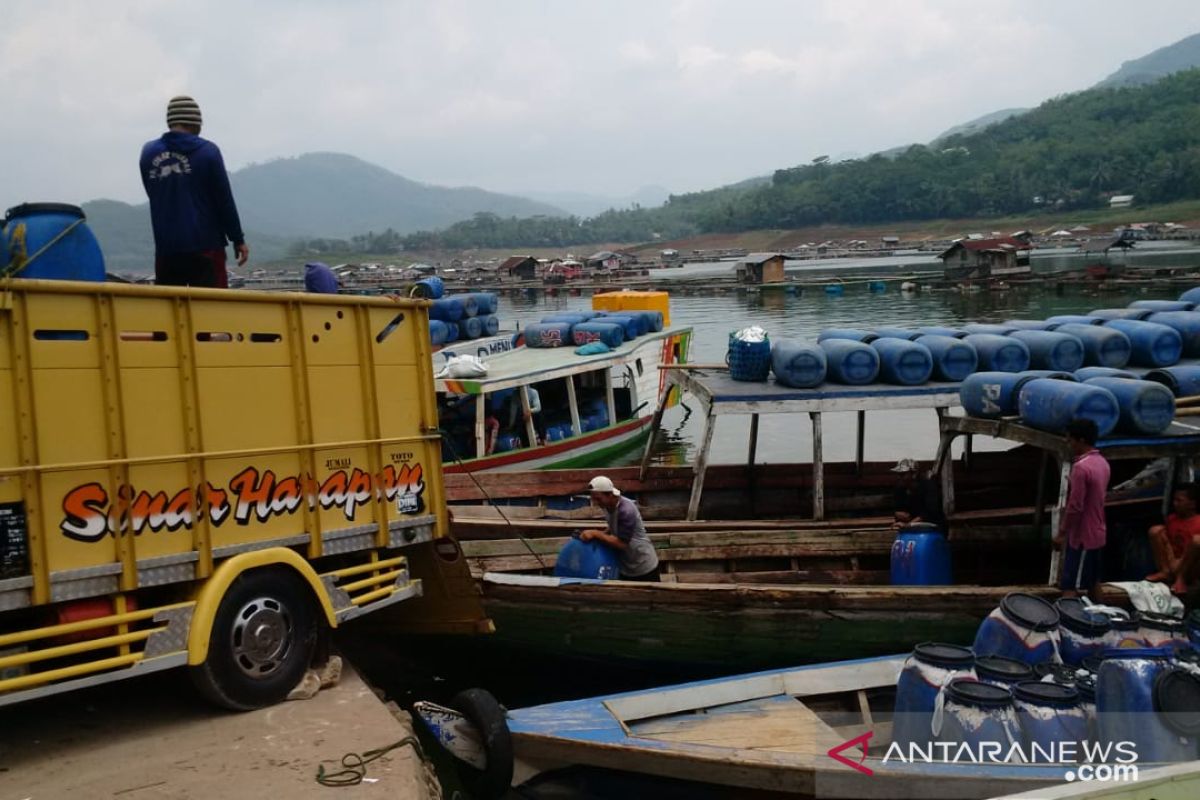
[{"left": 630, "top": 694, "right": 841, "bottom": 754}]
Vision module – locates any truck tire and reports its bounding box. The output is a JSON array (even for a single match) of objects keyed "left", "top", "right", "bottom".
[
  {"left": 449, "top": 688, "right": 513, "bottom": 799},
  {"left": 190, "top": 569, "right": 318, "bottom": 710}
]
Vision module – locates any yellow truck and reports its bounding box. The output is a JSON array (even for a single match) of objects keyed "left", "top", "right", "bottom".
[{"left": 0, "top": 278, "right": 485, "bottom": 709}]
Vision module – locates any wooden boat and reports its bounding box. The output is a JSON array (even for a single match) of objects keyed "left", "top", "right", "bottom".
[{"left": 416, "top": 653, "right": 1156, "bottom": 799}]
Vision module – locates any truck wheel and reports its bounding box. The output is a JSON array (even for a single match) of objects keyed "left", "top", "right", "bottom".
[
  {"left": 449, "top": 688, "right": 513, "bottom": 799},
  {"left": 191, "top": 569, "right": 317, "bottom": 710}
]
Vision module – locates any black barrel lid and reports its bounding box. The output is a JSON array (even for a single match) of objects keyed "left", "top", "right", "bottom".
[
  {"left": 5, "top": 202, "right": 85, "bottom": 221},
  {"left": 912, "top": 642, "right": 974, "bottom": 670},
  {"left": 1033, "top": 662, "right": 1079, "bottom": 684},
  {"left": 1055, "top": 598, "right": 1113, "bottom": 636},
  {"left": 945, "top": 678, "right": 1013, "bottom": 708},
  {"left": 1153, "top": 668, "right": 1200, "bottom": 737},
  {"left": 1140, "top": 611, "right": 1185, "bottom": 632},
  {"left": 1075, "top": 674, "right": 1097, "bottom": 702},
  {"left": 1109, "top": 615, "right": 1141, "bottom": 632},
  {"left": 976, "top": 655, "right": 1035, "bottom": 682},
  {"left": 1013, "top": 680, "right": 1081, "bottom": 706},
  {"left": 1000, "top": 593, "right": 1060, "bottom": 632}
]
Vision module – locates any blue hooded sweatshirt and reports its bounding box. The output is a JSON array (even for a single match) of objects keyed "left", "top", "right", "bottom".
[{"left": 140, "top": 131, "right": 245, "bottom": 256}]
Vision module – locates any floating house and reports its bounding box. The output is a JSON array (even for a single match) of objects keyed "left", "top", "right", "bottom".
[
  {"left": 735, "top": 253, "right": 787, "bottom": 285},
  {"left": 1109, "top": 194, "right": 1135, "bottom": 209},
  {"left": 939, "top": 236, "right": 1032, "bottom": 281},
  {"left": 499, "top": 255, "right": 538, "bottom": 281}
]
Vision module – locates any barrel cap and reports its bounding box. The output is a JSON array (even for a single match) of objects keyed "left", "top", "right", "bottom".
[
  {"left": 1108, "top": 615, "right": 1141, "bottom": 632},
  {"left": 5, "top": 202, "right": 85, "bottom": 221},
  {"left": 999, "top": 592, "right": 1060, "bottom": 632},
  {"left": 1139, "top": 611, "right": 1185, "bottom": 632},
  {"left": 1055, "top": 598, "right": 1113, "bottom": 636},
  {"left": 1034, "top": 661, "right": 1080, "bottom": 684},
  {"left": 1153, "top": 668, "right": 1200, "bottom": 736},
  {"left": 1013, "top": 680, "right": 1080, "bottom": 707},
  {"left": 975, "top": 655, "right": 1034, "bottom": 683},
  {"left": 945, "top": 678, "right": 1012, "bottom": 708},
  {"left": 912, "top": 642, "right": 974, "bottom": 670}
]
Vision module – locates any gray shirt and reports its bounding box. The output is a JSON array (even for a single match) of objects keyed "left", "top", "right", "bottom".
[{"left": 606, "top": 496, "right": 658, "bottom": 577}]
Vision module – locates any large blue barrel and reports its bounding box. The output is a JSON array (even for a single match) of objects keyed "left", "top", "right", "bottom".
[
  {"left": 1179, "top": 287, "right": 1200, "bottom": 305},
  {"left": 1055, "top": 324, "right": 1132, "bottom": 368},
  {"left": 468, "top": 292, "right": 499, "bottom": 315},
  {"left": 918, "top": 326, "right": 966, "bottom": 338},
  {"left": 573, "top": 321, "right": 625, "bottom": 349},
  {"left": 938, "top": 679, "right": 1019, "bottom": 751},
  {"left": 1003, "top": 319, "right": 1057, "bottom": 331},
  {"left": 770, "top": 339, "right": 827, "bottom": 388},
  {"left": 461, "top": 315, "right": 484, "bottom": 339},
  {"left": 429, "top": 319, "right": 449, "bottom": 346},
  {"left": 444, "top": 321, "right": 459, "bottom": 343},
  {"left": 1046, "top": 315, "right": 1104, "bottom": 328},
  {"left": 1, "top": 203, "right": 105, "bottom": 281},
  {"left": 963, "top": 334, "right": 1030, "bottom": 372},
  {"left": 960, "top": 371, "right": 1063, "bottom": 418},
  {"left": 1074, "top": 366, "right": 1137, "bottom": 381},
  {"left": 873, "top": 327, "right": 921, "bottom": 340},
  {"left": 817, "top": 328, "right": 878, "bottom": 343},
  {"left": 1009, "top": 330, "right": 1085, "bottom": 372},
  {"left": 1106, "top": 616, "right": 1147, "bottom": 649},
  {"left": 961, "top": 323, "right": 1019, "bottom": 336},
  {"left": 871, "top": 338, "right": 933, "bottom": 385},
  {"left": 890, "top": 524, "right": 952, "bottom": 584},
  {"left": 1081, "top": 377, "right": 1175, "bottom": 435},
  {"left": 1137, "top": 612, "right": 1190, "bottom": 649},
  {"left": 892, "top": 643, "right": 976, "bottom": 748},
  {"left": 818, "top": 339, "right": 880, "bottom": 384},
  {"left": 1012, "top": 682, "right": 1088, "bottom": 761},
  {"left": 1019, "top": 379, "right": 1120, "bottom": 436},
  {"left": 524, "top": 321, "right": 574, "bottom": 348},
  {"left": 1147, "top": 311, "right": 1200, "bottom": 357},
  {"left": 431, "top": 296, "right": 475, "bottom": 322},
  {"left": 1103, "top": 319, "right": 1182, "bottom": 367},
  {"left": 917, "top": 335, "right": 977, "bottom": 382},
  {"left": 1144, "top": 365, "right": 1200, "bottom": 397},
  {"left": 973, "top": 593, "right": 1062, "bottom": 665},
  {"left": 1055, "top": 598, "right": 1112, "bottom": 666},
  {"left": 974, "top": 656, "right": 1035, "bottom": 689},
  {"left": 1131, "top": 299, "right": 1194, "bottom": 313},
  {"left": 630, "top": 310, "right": 664, "bottom": 332},
  {"left": 492, "top": 433, "right": 523, "bottom": 453},
  {"left": 542, "top": 312, "right": 596, "bottom": 324},
  {"left": 596, "top": 314, "right": 643, "bottom": 339},
  {"left": 412, "top": 276, "right": 445, "bottom": 299},
  {"left": 1091, "top": 307, "right": 1154, "bottom": 321},
  {"left": 553, "top": 537, "right": 620, "bottom": 580},
  {"left": 1097, "top": 650, "right": 1200, "bottom": 762},
  {"left": 481, "top": 314, "right": 500, "bottom": 336}
]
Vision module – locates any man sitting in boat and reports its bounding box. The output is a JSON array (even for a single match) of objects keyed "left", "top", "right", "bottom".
[
  {"left": 891, "top": 458, "right": 945, "bottom": 531},
  {"left": 504, "top": 385, "right": 542, "bottom": 447},
  {"left": 579, "top": 476, "right": 660, "bottom": 582},
  {"left": 1143, "top": 483, "right": 1200, "bottom": 596}
]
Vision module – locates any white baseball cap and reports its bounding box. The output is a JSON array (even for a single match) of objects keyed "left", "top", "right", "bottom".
[
  {"left": 588, "top": 476, "right": 621, "bottom": 496},
  {"left": 891, "top": 458, "right": 918, "bottom": 473}
]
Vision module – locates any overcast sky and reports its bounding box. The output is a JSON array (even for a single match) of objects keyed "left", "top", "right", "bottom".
[{"left": 4, "top": 0, "right": 1200, "bottom": 208}]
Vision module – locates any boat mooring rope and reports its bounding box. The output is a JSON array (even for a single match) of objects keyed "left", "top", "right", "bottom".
[{"left": 316, "top": 735, "right": 428, "bottom": 787}]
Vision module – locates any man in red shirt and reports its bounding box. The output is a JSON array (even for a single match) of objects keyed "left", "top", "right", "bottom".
[
  {"left": 1055, "top": 419, "right": 1110, "bottom": 599},
  {"left": 1147, "top": 484, "right": 1200, "bottom": 586}
]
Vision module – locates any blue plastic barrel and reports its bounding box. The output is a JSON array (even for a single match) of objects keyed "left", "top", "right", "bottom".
[
  {"left": 1056, "top": 598, "right": 1113, "bottom": 666},
  {"left": 1054, "top": 324, "right": 1132, "bottom": 368},
  {"left": 1003, "top": 319, "right": 1057, "bottom": 331},
  {"left": 468, "top": 292, "right": 499, "bottom": 315},
  {"left": 892, "top": 643, "right": 976, "bottom": 749},
  {"left": 1180, "top": 287, "right": 1200, "bottom": 305},
  {"left": 1018, "top": 378, "right": 1119, "bottom": 436},
  {"left": 938, "top": 679, "right": 1019, "bottom": 751},
  {"left": 961, "top": 323, "right": 1019, "bottom": 336},
  {"left": 630, "top": 310, "right": 664, "bottom": 332},
  {"left": 429, "top": 319, "right": 449, "bottom": 346},
  {"left": 524, "top": 321, "right": 574, "bottom": 348},
  {"left": 1091, "top": 307, "right": 1154, "bottom": 321},
  {"left": 728, "top": 335, "right": 772, "bottom": 382},
  {"left": 825, "top": 283, "right": 844, "bottom": 295},
  {"left": 1081, "top": 377, "right": 1175, "bottom": 435},
  {"left": 890, "top": 524, "right": 952, "bottom": 584},
  {"left": 1074, "top": 366, "right": 1137, "bottom": 381},
  {"left": 1102, "top": 319, "right": 1182, "bottom": 367},
  {"left": 1046, "top": 315, "right": 1104, "bottom": 328},
  {"left": 493, "top": 433, "right": 523, "bottom": 453},
  {"left": 553, "top": 537, "right": 620, "bottom": 580},
  {"left": 1012, "top": 682, "right": 1088, "bottom": 761},
  {"left": 817, "top": 328, "right": 878, "bottom": 343},
  {"left": 481, "top": 314, "right": 500, "bottom": 336},
  {"left": 1009, "top": 330, "right": 1085, "bottom": 372},
  {"left": 960, "top": 371, "right": 1052, "bottom": 418},
  {"left": 973, "top": 593, "right": 1061, "bottom": 665},
  {"left": 1097, "top": 650, "right": 1200, "bottom": 762},
  {"left": 818, "top": 339, "right": 880, "bottom": 384},
  {"left": 871, "top": 338, "right": 933, "bottom": 385},
  {"left": 918, "top": 326, "right": 967, "bottom": 338},
  {"left": 916, "top": 335, "right": 977, "bottom": 382},
  {"left": 974, "top": 656, "right": 1035, "bottom": 688},
  {"left": 413, "top": 276, "right": 445, "bottom": 299},
  {"left": 770, "top": 339, "right": 827, "bottom": 388},
  {"left": 1106, "top": 616, "right": 1147, "bottom": 649},
  {"left": 542, "top": 312, "right": 596, "bottom": 324},
  {"left": 596, "top": 314, "right": 643, "bottom": 339},
  {"left": 873, "top": 327, "right": 921, "bottom": 340},
  {"left": 431, "top": 296, "right": 473, "bottom": 322},
  {"left": 963, "top": 334, "right": 1030, "bottom": 372},
  {"left": 461, "top": 315, "right": 484, "bottom": 339},
  {"left": 1144, "top": 365, "right": 1200, "bottom": 397},
  {"left": 1131, "top": 299, "right": 1194, "bottom": 313},
  {"left": 444, "top": 322, "right": 459, "bottom": 343},
  {"left": 1, "top": 203, "right": 105, "bottom": 281},
  {"left": 573, "top": 322, "right": 625, "bottom": 349},
  {"left": 1146, "top": 312, "right": 1200, "bottom": 357}
]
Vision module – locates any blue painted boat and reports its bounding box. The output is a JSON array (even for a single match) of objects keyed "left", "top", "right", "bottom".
[{"left": 415, "top": 652, "right": 1200, "bottom": 799}]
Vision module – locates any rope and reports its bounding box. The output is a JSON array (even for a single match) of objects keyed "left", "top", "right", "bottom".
[
  {"left": 1, "top": 217, "right": 86, "bottom": 279},
  {"left": 315, "top": 735, "right": 428, "bottom": 787}
]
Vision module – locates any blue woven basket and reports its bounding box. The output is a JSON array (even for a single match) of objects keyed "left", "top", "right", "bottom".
[{"left": 727, "top": 333, "right": 772, "bottom": 382}]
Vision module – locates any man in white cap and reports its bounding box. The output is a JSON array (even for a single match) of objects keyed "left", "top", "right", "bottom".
[
  {"left": 579, "top": 476, "right": 660, "bottom": 581},
  {"left": 140, "top": 95, "right": 249, "bottom": 288}
]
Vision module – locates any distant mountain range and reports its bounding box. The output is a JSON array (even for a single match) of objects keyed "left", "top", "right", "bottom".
[{"left": 519, "top": 185, "right": 671, "bottom": 217}]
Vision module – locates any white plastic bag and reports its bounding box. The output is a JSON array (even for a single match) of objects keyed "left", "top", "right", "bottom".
[{"left": 436, "top": 354, "right": 488, "bottom": 379}]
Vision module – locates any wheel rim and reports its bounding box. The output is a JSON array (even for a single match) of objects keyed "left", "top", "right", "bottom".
[{"left": 229, "top": 596, "right": 294, "bottom": 678}]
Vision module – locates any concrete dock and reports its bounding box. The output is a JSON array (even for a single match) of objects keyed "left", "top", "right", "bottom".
[{"left": 0, "top": 664, "right": 436, "bottom": 799}]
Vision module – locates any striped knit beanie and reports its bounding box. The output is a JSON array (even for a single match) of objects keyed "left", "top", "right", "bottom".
[{"left": 166, "top": 95, "right": 202, "bottom": 128}]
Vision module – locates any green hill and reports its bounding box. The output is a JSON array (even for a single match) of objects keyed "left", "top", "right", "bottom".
[{"left": 1097, "top": 32, "right": 1200, "bottom": 88}]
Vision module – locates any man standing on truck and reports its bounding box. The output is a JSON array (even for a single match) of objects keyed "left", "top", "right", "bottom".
[{"left": 140, "top": 95, "right": 249, "bottom": 287}]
